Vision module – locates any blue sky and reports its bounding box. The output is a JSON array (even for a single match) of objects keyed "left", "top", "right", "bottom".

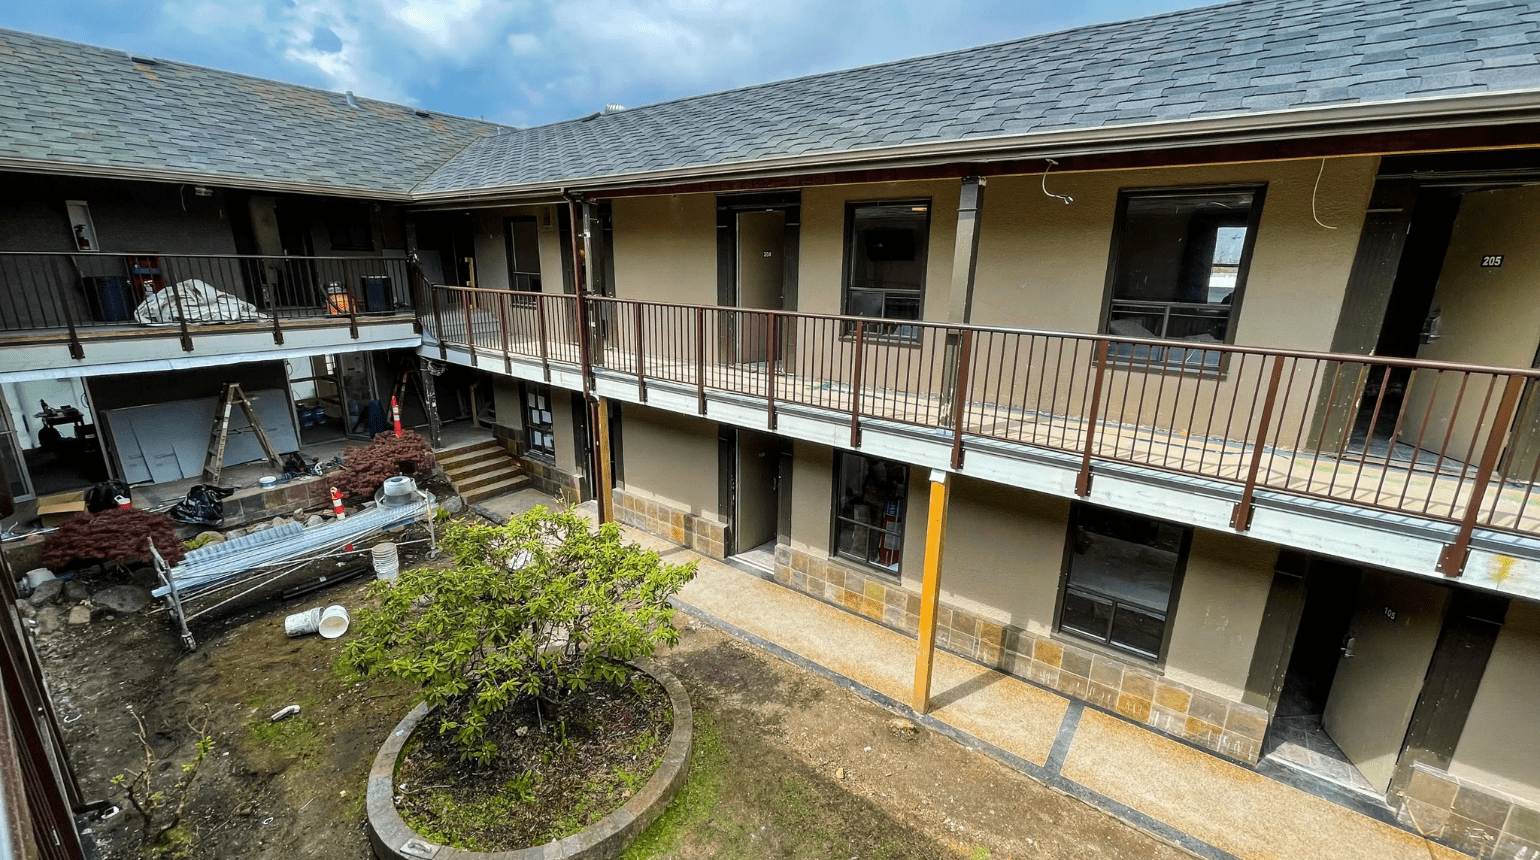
[{"left": 6, "top": 1, "right": 1203, "bottom": 128}]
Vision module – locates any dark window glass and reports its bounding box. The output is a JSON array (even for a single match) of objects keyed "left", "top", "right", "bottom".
[
  {"left": 832, "top": 452, "right": 908, "bottom": 574},
  {"left": 1105, "top": 189, "right": 1260, "bottom": 367},
  {"left": 326, "top": 202, "right": 374, "bottom": 251},
  {"left": 523, "top": 384, "right": 554, "bottom": 457},
  {"left": 505, "top": 217, "right": 542, "bottom": 293},
  {"left": 1059, "top": 505, "right": 1188, "bottom": 660},
  {"left": 842, "top": 201, "right": 929, "bottom": 337}
]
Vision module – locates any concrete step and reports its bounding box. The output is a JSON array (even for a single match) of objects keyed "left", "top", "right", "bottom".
[
  {"left": 442, "top": 453, "right": 514, "bottom": 481},
  {"left": 436, "top": 440, "right": 503, "bottom": 468},
  {"left": 440, "top": 448, "right": 510, "bottom": 474},
  {"left": 463, "top": 474, "right": 532, "bottom": 504},
  {"left": 454, "top": 464, "right": 524, "bottom": 492}
]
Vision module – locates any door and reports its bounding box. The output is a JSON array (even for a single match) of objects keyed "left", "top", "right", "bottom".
[
  {"left": 734, "top": 210, "right": 785, "bottom": 366},
  {"left": 734, "top": 428, "right": 781, "bottom": 555},
  {"left": 1321, "top": 569, "right": 1450, "bottom": 791}
]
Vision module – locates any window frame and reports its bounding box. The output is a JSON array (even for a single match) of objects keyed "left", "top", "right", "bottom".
[
  {"left": 521, "top": 382, "right": 556, "bottom": 460},
  {"left": 1098, "top": 184, "right": 1267, "bottom": 369},
  {"left": 840, "top": 198, "right": 932, "bottom": 342},
  {"left": 325, "top": 201, "right": 375, "bottom": 252},
  {"left": 1054, "top": 503, "right": 1192, "bottom": 664},
  {"left": 828, "top": 450, "right": 909, "bottom": 577}
]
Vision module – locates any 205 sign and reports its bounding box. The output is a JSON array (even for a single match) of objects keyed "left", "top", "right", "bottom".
[{"left": 1482, "top": 255, "right": 1504, "bottom": 267}]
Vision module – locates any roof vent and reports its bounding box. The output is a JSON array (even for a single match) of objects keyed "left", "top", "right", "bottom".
[
  {"left": 127, "top": 52, "right": 158, "bottom": 65},
  {"left": 602, "top": 103, "right": 626, "bottom": 115},
  {"left": 345, "top": 91, "right": 359, "bottom": 109},
  {"left": 415, "top": 109, "right": 432, "bottom": 118}
]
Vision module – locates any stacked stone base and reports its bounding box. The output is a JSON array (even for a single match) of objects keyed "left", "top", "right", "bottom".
[{"left": 613, "top": 488, "right": 726, "bottom": 559}]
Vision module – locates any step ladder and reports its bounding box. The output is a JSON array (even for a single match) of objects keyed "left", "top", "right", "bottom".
[{"left": 203, "top": 383, "right": 282, "bottom": 484}]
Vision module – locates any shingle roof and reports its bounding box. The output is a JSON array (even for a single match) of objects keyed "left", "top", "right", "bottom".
[
  {"left": 416, "top": 0, "right": 1540, "bottom": 196},
  {"left": 0, "top": 28, "right": 504, "bottom": 198}
]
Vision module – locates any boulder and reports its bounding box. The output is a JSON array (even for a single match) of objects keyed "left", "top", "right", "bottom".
[
  {"left": 26, "top": 579, "right": 63, "bottom": 608},
  {"left": 92, "top": 585, "right": 152, "bottom": 615},
  {"left": 195, "top": 531, "right": 225, "bottom": 546},
  {"left": 439, "top": 496, "right": 464, "bottom": 515},
  {"left": 305, "top": 515, "right": 324, "bottom": 528},
  {"left": 34, "top": 607, "right": 62, "bottom": 634},
  {"left": 66, "top": 605, "right": 91, "bottom": 625},
  {"left": 62, "top": 580, "right": 91, "bottom": 603},
  {"left": 14, "top": 599, "right": 36, "bottom": 620}
]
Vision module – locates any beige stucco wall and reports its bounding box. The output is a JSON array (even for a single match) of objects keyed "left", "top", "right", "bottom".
[
  {"left": 971, "top": 157, "right": 1378, "bottom": 349},
  {"left": 491, "top": 376, "right": 522, "bottom": 432},
  {"left": 611, "top": 194, "right": 718, "bottom": 304},
  {"left": 799, "top": 179, "right": 962, "bottom": 318},
  {"left": 467, "top": 205, "right": 559, "bottom": 293},
  {"left": 788, "top": 440, "right": 929, "bottom": 587},
  {"left": 1449, "top": 600, "right": 1540, "bottom": 805},
  {"left": 1162, "top": 530, "right": 1278, "bottom": 701},
  {"left": 551, "top": 388, "right": 580, "bottom": 476},
  {"left": 619, "top": 403, "right": 719, "bottom": 518},
  {"left": 940, "top": 476, "right": 1071, "bottom": 633}
]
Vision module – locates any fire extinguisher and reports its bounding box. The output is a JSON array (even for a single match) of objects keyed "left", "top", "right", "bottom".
[{"left": 877, "top": 500, "right": 902, "bottom": 566}]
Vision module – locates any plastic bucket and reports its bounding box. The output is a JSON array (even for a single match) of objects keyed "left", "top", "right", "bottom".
[
  {"left": 318, "top": 605, "right": 350, "bottom": 639},
  {"left": 371, "top": 542, "right": 399, "bottom": 580},
  {"left": 285, "top": 607, "right": 323, "bottom": 637}
]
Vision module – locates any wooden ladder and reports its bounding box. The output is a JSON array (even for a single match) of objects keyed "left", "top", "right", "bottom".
[{"left": 203, "top": 383, "right": 282, "bottom": 484}]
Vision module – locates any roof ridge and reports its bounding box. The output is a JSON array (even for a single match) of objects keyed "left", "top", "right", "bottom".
[{"left": 0, "top": 26, "right": 513, "bottom": 133}]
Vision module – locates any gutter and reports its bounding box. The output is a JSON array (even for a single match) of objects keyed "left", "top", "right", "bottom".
[
  {"left": 0, "top": 158, "right": 421, "bottom": 202},
  {"left": 406, "top": 87, "right": 1540, "bottom": 204}
]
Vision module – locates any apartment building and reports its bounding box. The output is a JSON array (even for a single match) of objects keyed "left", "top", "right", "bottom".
[{"left": 5, "top": 1, "right": 1540, "bottom": 856}]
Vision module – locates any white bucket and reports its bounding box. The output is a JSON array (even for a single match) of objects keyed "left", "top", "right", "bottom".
[
  {"left": 284, "top": 607, "right": 323, "bottom": 637},
  {"left": 259, "top": 475, "right": 278, "bottom": 489},
  {"left": 371, "top": 542, "right": 399, "bottom": 580},
  {"left": 317, "top": 605, "right": 350, "bottom": 639}
]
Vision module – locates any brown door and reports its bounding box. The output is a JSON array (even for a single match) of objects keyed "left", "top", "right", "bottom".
[
  {"left": 1322, "top": 569, "right": 1450, "bottom": 792},
  {"left": 734, "top": 428, "right": 781, "bottom": 554},
  {"left": 734, "top": 210, "right": 785, "bottom": 366}
]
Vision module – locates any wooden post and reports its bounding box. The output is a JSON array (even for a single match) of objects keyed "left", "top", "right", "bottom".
[
  {"left": 596, "top": 397, "right": 615, "bottom": 525},
  {"left": 912, "top": 469, "right": 951, "bottom": 715}
]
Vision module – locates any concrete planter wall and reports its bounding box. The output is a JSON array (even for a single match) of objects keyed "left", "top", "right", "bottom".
[{"left": 366, "top": 658, "right": 692, "bottom": 860}]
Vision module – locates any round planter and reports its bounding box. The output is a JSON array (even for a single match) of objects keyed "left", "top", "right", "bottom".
[{"left": 365, "top": 658, "right": 692, "bottom": 860}]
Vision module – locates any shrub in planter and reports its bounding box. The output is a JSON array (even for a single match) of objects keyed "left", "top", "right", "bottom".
[
  {"left": 333, "top": 429, "right": 436, "bottom": 499},
  {"left": 43, "top": 508, "right": 186, "bottom": 572},
  {"left": 343, "top": 506, "right": 696, "bottom": 764}
]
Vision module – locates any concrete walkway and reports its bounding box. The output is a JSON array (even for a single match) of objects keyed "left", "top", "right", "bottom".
[{"left": 479, "top": 491, "right": 1467, "bottom": 860}]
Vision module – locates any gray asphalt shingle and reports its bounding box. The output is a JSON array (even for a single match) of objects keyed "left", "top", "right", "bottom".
[{"left": 0, "top": 28, "right": 503, "bottom": 197}]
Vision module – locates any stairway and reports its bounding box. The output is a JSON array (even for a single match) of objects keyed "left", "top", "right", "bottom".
[{"left": 437, "top": 439, "right": 529, "bottom": 504}]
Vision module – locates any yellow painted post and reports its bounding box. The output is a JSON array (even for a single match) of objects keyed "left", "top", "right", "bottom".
[
  {"left": 912, "top": 469, "right": 951, "bottom": 715},
  {"left": 595, "top": 397, "right": 614, "bottom": 525}
]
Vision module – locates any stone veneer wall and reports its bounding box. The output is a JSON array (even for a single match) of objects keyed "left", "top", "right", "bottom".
[
  {"left": 773, "top": 544, "right": 1270, "bottom": 764},
  {"left": 491, "top": 424, "right": 583, "bottom": 505},
  {"left": 1399, "top": 762, "right": 1540, "bottom": 859},
  {"left": 614, "top": 487, "right": 726, "bottom": 560}
]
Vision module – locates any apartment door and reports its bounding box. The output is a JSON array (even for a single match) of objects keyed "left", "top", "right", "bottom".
[
  {"left": 1321, "top": 568, "right": 1450, "bottom": 792},
  {"left": 733, "top": 210, "right": 785, "bottom": 367},
  {"left": 723, "top": 427, "right": 783, "bottom": 565}
]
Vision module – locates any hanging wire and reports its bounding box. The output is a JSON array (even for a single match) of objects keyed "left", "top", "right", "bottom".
[
  {"left": 1041, "top": 158, "right": 1074, "bottom": 205},
  {"left": 1311, "top": 157, "right": 1338, "bottom": 230}
]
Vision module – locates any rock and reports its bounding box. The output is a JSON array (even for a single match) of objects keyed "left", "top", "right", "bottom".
[
  {"left": 305, "top": 515, "right": 324, "bottom": 528},
  {"left": 14, "top": 600, "right": 36, "bottom": 620},
  {"left": 129, "top": 567, "right": 160, "bottom": 589},
  {"left": 92, "top": 585, "right": 152, "bottom": 615},
  {"left": 269, "top": 516, "right": 290, "bottom": 529},
  {"left": 66, "top": 605, "right": 91, "bottom": 625},
  {"left": 26, "top": 579, "right": 63, "bottom": 608},
  {"left": 439, "top": 496, "right": 464, "bottom": 515},
  {"left": 34, "top": 607, "right": 61, "bottom": 634},
  {"left": 62, "top": 580, "right": 91, "bottom": 603},
  {"left": 887, "top": 718, "right": 920, "bottom": 738},
  {"left": 836, "top": 767, "right": 847, "bottom": 780},
  {"left": 195, "top": 531, "right": 225, "bottom": 546}
]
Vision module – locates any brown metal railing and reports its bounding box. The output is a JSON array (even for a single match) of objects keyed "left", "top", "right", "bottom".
[
  {"left": 0, "top": 251, "right": 415, "bottom": 355},
  {"left": 427, "top": 284, "right": 1540, "bottom": 574}
]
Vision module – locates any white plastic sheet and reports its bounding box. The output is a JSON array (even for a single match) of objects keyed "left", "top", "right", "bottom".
[{"left": 134, "top": 279, "right": 267, "bottom": 325}]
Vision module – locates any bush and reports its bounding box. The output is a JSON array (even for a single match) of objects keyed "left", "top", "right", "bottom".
[
  {"left": 43, "top": 508, "right": 186, "bottom": 572},
  {"left": 343, "top": 506, "right": 696, "bottom": 764},
  {"left": 333, "top": 429, "right": 436, "bottom": 498}
]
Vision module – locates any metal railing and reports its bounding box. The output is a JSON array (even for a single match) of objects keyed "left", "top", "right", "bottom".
[
  {"left": 425, "top": 284, "right": 1540, "bottom": 575},
  {"left": 0, "top": 251, "right": 417, "bottom": 356}
]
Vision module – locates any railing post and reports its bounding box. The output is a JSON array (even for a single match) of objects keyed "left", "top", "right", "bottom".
[
  {"left": 55, "top": 266, "right": 85, "bottom": 359},
  {"left": 405, "top": 257, "right": 425, "bottom": 335},
  {"left": 1437, "top": 374, "right": 1526, "bottom": 577},
  {"left": 1231, "top": 354, "right": 1286, "bottom": 531},
  {"left": 766, "top": 314, "right": 778, "bottom": 431},
  {"left": 497, "top": 292, "right": 513, "bottom": 375},
  {"left": 695, "top": 307, "right": 707, "bottom": 415},
  {"left": 1076, "top": 340, "right": 1111, "bottom": 497},
  {"left": 634, "top": 302, "right": 647, "bottom": 403},
  {"left": 431, "top": 284, "right": 447, "bottom": 360},
  {"left": 166, "top": 258, "right": 194, "bottom": 351},
  {"left": 461, "top": 291, "right": 478, "bottom": 367},
  {"left": 850, "top": 320, "right": 866, "bottom": 448},
  {"left": 950, "top": 328, "right": 973, "bottom": 469},
  {"left": 536, "top": 296, "right": 551, "bottom": 381},
  {"left": 347, "top": 273, "right": 360, "bottom": 340}
]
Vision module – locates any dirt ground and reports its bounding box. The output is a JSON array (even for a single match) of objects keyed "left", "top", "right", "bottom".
[{"left": 35, "top": 527, "right": 1194, "bottom": 860}]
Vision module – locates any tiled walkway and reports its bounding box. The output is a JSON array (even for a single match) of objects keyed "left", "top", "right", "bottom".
[{"left": 473, "top": 492, "right": 1470, "bottom": 860}]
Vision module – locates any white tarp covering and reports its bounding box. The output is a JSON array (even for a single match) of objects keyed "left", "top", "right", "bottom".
[{"left": 134, "top": 279, "right": 267, "bottom": 325}]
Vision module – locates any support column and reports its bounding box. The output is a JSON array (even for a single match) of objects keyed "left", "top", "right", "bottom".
[
  {"left": 595, "top": 396, "right": 614, "bottom": 525},
  {"left": 417, "top": 357, "right": 443, "bottom": 449},
  {"left": 912, "top": 469, "right": 951, "bottom": 715},
  {"left": 941, "top": 176, "right": 985, "bottom": 428}
]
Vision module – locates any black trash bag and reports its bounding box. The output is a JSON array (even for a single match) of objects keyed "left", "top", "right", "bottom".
[
  {"left": 281, "top": 452, "right": 312, "bottom": 476},
  {"left": 168, "top": 484, "right": 236, "bottom": 528},
  {"left": 84, "top": 480, "right": 131, "bottom": 514}
]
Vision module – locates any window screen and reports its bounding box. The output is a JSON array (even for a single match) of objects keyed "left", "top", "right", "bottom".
[{"left": 1059, "top": 505, "right": 1189, "bottom": 660}]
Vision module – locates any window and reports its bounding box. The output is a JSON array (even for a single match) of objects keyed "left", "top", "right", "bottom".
[
  {"left": 831, "top": 452, "right": 908, "bottom": 573},
  {"left": 1103, "top": 187, "right": 1263, "bottom": 367},
  {"left": 842, "top": 201, "right": 930, "bottom": 336},
  {"left": 1058, "top": 505, "right": 1190, "bottom": 661},
  {"left": 504, "top": 216, "right": 542, "bottom": 293},
  {"left": 523, "top": 384, "right": 555, "bottom": 457},
  {"left": 326, "top": 202, "right": 374, "bottom": 251}
]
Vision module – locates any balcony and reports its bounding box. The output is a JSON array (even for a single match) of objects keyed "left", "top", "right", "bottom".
[
  {"left": 420, "top": 284, "right": 1540, "bottom": 592},
  {"left": 0, "top": 251, "right": 423, "bottom": 373}
]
